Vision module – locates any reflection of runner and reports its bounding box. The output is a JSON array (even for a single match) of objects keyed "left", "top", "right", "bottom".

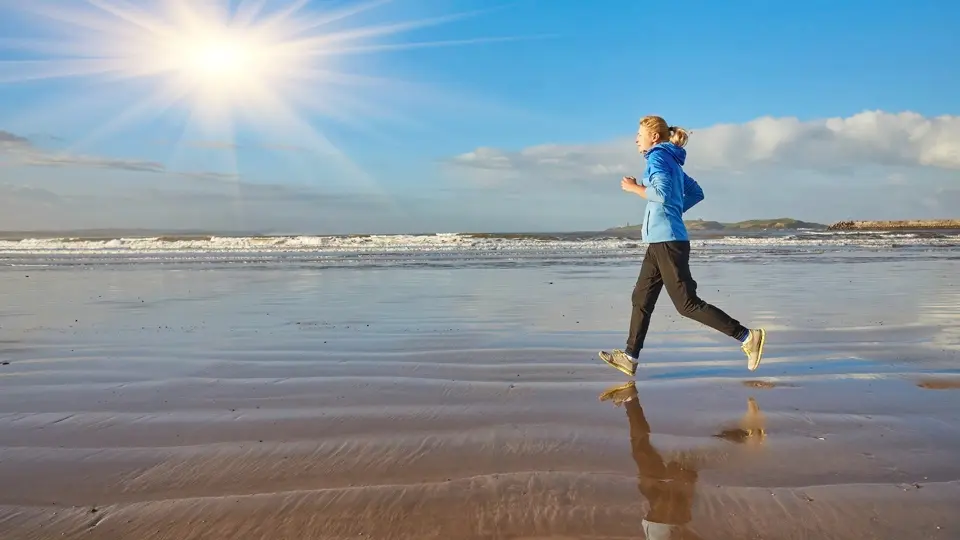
[
  {"left": 714, "top": 397, "right": 766, "bottom": 447},
  {"left": 599, "top": 382, "right": 702, "bottom": 540},
  {"left": 599, "top": 384, "right": 769, "bottom": 538}
]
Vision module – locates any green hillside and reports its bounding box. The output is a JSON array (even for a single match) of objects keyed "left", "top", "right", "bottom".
[{"left": 607, "top": 218, "right": 826, "bottom": 233}]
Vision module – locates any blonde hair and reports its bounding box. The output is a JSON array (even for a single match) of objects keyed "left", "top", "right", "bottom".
[{"left": 639, "top": 115, "right": 690, "bottom": 147}]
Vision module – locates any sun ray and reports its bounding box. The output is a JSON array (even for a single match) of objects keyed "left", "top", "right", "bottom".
[
  {"left": 0, "top": 82, "right": 134, "bottom": 140},
  {"left": 284, "top": 79, "right": 416, "bottom": 135},
  {"left": 0, "top": 0, "right": 531, "bottom": 202},
  {"left": 281, "top": 67, "right": 428, "bottom": 126},
  {"left": 280, "top": 9, "right": 493, "bottom": 53},
  {"left": 164, "top": 101, "right": 232, "bottom": 177},
  {"left": 239, "top": 80, "right": 395, "bottom": 202},
  {"left": 17, "top": 2, "right": 152, "bottom": 39},
  {"left": 283, "top": 0, "right": 394, "bottom": 35},
  {"left": 84, "top": 0, "right": 173, "bottom": 37},
  {"left": 0, "top": 37, "right": 118, "bottom": 57},
  {"left": 289, "top": 67, "right": 400, "bottom": 86},
  {"left": 315, "top": 35, "right": 556, "bottom": 56},
  {"left": 0, "top": 59, "right": 130, "bottom": 83},
  {"left": 232, "top": 0, "right": 269, "bottom": 28},
  {"left": 176, "top": 103, "right": 239, "bottom": 176},
  {"left": 160, "top": 0, "right": 217, "bottom": 36},
  {"left": 256, "top": 0, "right": 312, "bottom": 30},
  {"left": 62, "top": 80, "right": 192, "bottom": 155}
]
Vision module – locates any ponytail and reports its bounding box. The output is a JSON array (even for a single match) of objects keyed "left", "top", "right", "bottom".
[{"left": 668, "top": 126, "right": 689, "bottom": 147}]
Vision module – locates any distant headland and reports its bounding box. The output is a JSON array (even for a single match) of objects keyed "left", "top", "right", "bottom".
[
  {"left": 607, "top": 218, "right": 960, "bottom": 233},
  {"left": 827, "top": 219, "right": 960, "bottom": 231},
  {"left": 606, "top": 218, "right": 827, "bottom": 233}
]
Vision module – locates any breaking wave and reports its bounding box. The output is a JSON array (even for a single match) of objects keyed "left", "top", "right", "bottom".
[
  {"left": 0, "top": 230, "right": 956, "bottom": 269},
  {"left": 1, "top": 230, "right": 958, "bottom": 255}
]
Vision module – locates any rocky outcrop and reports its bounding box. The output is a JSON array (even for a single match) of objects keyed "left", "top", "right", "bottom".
[{"left": 828, "top": 219, "right": 960, "bottom": 230}]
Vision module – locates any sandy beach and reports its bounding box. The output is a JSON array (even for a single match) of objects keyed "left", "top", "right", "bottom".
[{"left": 1, "top": 232, "right": 959, "bottom": 539}]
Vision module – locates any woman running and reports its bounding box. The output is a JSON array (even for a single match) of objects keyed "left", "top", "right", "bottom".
[{"left": 599, "top": 115, "right": 765, "bottom": 377}]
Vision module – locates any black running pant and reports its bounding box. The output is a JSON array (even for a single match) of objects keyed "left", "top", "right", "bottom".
[{"left": 625, "top": 241, "right": 747, "bottom": 357}]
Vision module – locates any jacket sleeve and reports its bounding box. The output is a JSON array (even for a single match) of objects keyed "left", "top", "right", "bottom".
[
  {"left": 682, "top": 173, "right": 704, "bottom": 213},
  {"left": 642, "top": 153, "right": 669, "bottom": 204}
]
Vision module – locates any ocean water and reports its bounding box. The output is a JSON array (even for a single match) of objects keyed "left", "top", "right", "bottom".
[{"left": 1, "top": 229, "right": 958, "bottom": 269}]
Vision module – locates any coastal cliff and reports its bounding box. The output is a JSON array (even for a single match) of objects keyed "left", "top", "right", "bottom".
[{"left": 828, "top": 220, "right": 960, "bottom": 231}]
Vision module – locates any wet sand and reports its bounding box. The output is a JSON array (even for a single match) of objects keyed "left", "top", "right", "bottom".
[{"left": 1, "top": 257, "right": 959, "bottom": 539}]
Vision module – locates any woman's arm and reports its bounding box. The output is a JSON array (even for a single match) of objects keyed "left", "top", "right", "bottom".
[
  {"left": 682, "top": 173, "right": 704, "bottom": 212},
  {"left": 641, "top": 152, "right": 669, "bottom": 203}
]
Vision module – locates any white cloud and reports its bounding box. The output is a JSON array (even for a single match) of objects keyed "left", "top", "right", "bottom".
[
  {"left": 0, "top": 128, "right": 406, "bottom": 233},
  {"left": 447, "top": 110, "right": 960, "bottom": 180},
  {"left": 2, "top": 129, "right": 166, "bottom": 172},
  {"left": 441, "top": 110, "right": 960, "bottom": 225},
  {"left": 0, "top": 130, "right": 30, "bottom": 145},
  {"left": 0, "top": 129, "right": 252, "bottom": 181},
  {"left": 0, "top": 168, "right": 402, "bottom": 233}
]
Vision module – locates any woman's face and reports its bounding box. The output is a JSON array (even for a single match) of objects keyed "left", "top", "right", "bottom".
[{"left": 636, "top": 126, "right": 659, "bottom": 153}]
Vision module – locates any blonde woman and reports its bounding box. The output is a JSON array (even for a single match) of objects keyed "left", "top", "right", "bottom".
[{"left": 599, "top": 116, "right": 765, "bottom": 376}]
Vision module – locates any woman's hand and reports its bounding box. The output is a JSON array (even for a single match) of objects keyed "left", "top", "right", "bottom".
[{"left": 621, "top": 176, "right": 648, "bottom": 199}]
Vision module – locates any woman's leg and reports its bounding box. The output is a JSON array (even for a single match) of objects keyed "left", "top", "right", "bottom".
[
  {"left": 603, "top": 241, "right": 765, "bottom": 373},
  {"left": 625, "top": 245, "right": 664, "bottom": 358},
  {"left": 598, "top": 246, "right": 664, "bottom": 376},
  {"left": 652, "top": 241, "right": 748, "bottom": 339}
]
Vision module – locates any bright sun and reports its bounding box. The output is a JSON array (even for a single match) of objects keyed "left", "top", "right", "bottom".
[
  {"left": 0, "top": 0, "right": 528, "bottom": 191},
  {"left": 1, "top": 1, "right": 512, "bottom": 134},
  {"left": 191, "top": 40, "right": 251, "bottom": 78},
  {"left": 173, "top": 33, "right": 267, "bottom": 97},
  {"left": 125, "top": 10, "right": 309, "bottom": 109}
]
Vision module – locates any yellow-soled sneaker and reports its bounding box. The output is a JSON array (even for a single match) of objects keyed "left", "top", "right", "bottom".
[
  {"left": 598, "top": 349, "right": 638, "bottom": 377},
  {"left": 742, "top": 329, "right": 766, "bottom": 371}
]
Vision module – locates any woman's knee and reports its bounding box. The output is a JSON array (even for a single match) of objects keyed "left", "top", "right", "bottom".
[
  {"left": 632, "top": 285, "right": 661, "bottom": 307},
  {"left": 671, "top": 293, "right": 703, "bottom": 317}
]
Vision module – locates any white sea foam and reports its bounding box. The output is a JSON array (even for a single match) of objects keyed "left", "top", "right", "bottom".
[
  {"left": 0, "top": 233, "right": 625, "bottom": 255},
  {"left": 0, "top": 231, "right": 958, "bottom": 256}
]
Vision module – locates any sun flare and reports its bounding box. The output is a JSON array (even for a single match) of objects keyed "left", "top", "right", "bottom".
[
  {"left": 188, "top": 38, "right": 255, "bottom": 79},
  {"left": 0, "top": 0, "right": 524, "bottom": 188},
  {"left": 166, "top": 30, "right": 277, "bottom": 100}
]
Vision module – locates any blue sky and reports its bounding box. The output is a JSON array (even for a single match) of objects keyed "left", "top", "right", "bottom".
[{"left": 1, "top": 0, "right": 958, "bottom": 233}]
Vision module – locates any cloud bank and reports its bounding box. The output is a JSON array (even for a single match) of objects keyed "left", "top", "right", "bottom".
[
  {"left": 0, "top": 130, "right": 246, "bottom": 179},
  {"left": 448, "top": 110, "right": 960, "bottom": 180},
  {"left": 0, "top": 129, "right": 401, "bottom": 233},
  {"left": 2, "top": 129, "right": 165, "bottom": 172},
  {"left": 443, "top": 110, "right": 960, "bottom": 226}
]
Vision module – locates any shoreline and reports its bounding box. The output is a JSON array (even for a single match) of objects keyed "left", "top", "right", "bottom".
[{"left": 3, "top": 222, "right": 960, "bottom": 242}]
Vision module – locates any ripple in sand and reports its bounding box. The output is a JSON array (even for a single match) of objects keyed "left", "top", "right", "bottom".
[{"left": 741, "top": 380, "right": 796, "bottom": 389}]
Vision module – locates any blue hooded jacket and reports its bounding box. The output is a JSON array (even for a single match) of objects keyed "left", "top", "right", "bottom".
[{"left": 639, "top": 142, "right": 704, "bottom": 243}]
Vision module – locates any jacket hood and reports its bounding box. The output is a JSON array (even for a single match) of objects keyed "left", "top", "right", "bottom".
[{"left": 644, "top": 142, "right": 686, "bottom": 166}]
